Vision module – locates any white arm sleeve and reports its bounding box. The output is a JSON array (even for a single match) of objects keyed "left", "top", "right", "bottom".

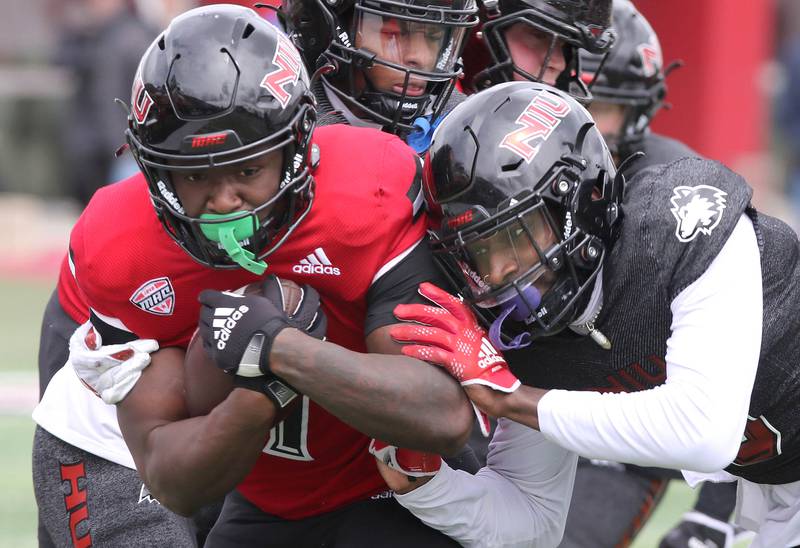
[
  {"left": 538, "top": 213, "right": 762, "bottom": 473},
  {"left": 395, "top": 418, "right": 578, "bottom": 548}
]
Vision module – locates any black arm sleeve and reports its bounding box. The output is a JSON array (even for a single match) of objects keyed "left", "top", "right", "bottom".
[
  {"left": 364, "top": 238, "right": 448, "bottom": 335},
  {"left": 38, "top": 290, "right": 79, "bottom": 399}
]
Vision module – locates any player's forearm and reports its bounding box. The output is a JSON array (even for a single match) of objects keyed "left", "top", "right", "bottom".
[
  {"left": 496, "top": 385, "right": 548, "bottom": 430},
  {"left": 396, "top": 420, "right": 577, "bottom": 548},
  {"left": 121, "top": 389, "right": 274, "bottom": 515},
  {"left": 270, "top": 330, "right": 472, "bottom": 455}
]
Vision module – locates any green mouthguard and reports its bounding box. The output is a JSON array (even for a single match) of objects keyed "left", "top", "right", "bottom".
[{"left": 199, "top": 213, "right": 267, "bottom": 275}]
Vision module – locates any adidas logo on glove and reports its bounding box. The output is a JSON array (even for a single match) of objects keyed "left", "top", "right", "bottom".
[
  {"left": 292, "top": 247, "right": 341, "bottom": 276},
  {"left": 213, "top": 302, "right": 250, "bottom": 350},
  {"left": 477, "top": 337, "right": 505, "bottom": 369}
]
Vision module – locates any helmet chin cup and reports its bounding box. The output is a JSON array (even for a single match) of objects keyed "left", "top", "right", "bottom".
[
  {"left": 200, "top": 213, "right": 267, "bottom": 275},
  {"left": 488, "top": 286, "right": 541, "bottom": 351},
  {"left": 508, "top": 285, "right": 542, "bottom": 321}
]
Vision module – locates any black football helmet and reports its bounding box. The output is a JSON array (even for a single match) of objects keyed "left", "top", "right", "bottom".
[
  {"left": 280, "top": 0, "right": 478, "bottom": 134},
  {"left": 580, "top": 0, "right": 670, "bottom": 155},
  {"left": 126, "top": 5, "right": 316, "bottom": 274},
  {"left": 424, "top": 81, "right": 623, "bottom": 344},
  {"left": 476, "top": 0, "right": 615, "bottom": 99}
]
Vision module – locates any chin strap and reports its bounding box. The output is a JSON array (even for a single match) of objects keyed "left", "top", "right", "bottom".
[
  {"left": 569, "top": 272, "right": 610, "bottom": 349},
  {"left": 199, "top": 213, "right": 267, "bottom": 275},
  {"left": 488, "top": 286, "right": 541, "bottom": 351}
]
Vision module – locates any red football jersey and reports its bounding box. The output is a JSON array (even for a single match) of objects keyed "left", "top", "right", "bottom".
[{"left": 60, "top": 124, "right": 428, "bottom": 519}]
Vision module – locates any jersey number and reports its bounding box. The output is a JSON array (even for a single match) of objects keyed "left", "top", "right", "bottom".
[
  {"left": 263, "top": 396, "right": 312, "bottom": 461},
  {"left": 732, "top": 415, "right": 782, "bottom": 466}
]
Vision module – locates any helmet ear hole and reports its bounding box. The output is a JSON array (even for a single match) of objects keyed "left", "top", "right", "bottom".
[{"left": 501, "top": 159, "right": 524, "bottom": 173}]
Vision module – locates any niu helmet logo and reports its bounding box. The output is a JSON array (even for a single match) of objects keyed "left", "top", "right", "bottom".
[
  {"left": 500, "top": 92, "right": 571, "bottom": 163},
  {"left": 261, "top": 34, "right": 307, "bottom": 109},
  {"left": 132, "top": 75, "right": 154, "bottom": 125},
  {"left": 669, "top": 185, "right": 728, "bottom": 242},
  {"left": 637, "top": 43, "right": 662, "bottom": 78}
]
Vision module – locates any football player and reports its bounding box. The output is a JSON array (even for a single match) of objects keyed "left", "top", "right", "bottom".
[
  {"left": 384, "top": 81, "right": 800, "bottom": 548},
  {"left": 279, "top": 0, "right": 479, "bottom": 151},
  {"left": 33, "top": 6, "right": 478, "bottom": 546},
  {"left": 558, "top": 3, "right": 717, "bottom": 546},
  {"left": 579, "top": 0, "right": 696, "bottom": 174}
]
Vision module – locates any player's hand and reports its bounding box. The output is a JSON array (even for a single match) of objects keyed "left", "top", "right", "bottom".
[
  {"left": 369, "top": 439, "right": 440, "bottom": 494},
  {"left": 69, "top": 321, "right": 159, "bottom": 404},
  {"left": 391, "top": 282, "right": 521, "bottom": 436},
  {"left": 198, "top": 276, "right": 326, "bottom": 377},
  {"left": 259, "top": 275, "right": 327, "bottom": 341}
]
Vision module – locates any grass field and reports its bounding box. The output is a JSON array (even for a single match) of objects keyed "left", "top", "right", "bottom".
[
  {"left": 1, "top": 416, "right": 37, "bottom": 548},
  {"left": 0, "top": 277, "right": 750, "bottom": 547},
  {"left": 1, "top": 277, "right": 51, "bottom": 548}
]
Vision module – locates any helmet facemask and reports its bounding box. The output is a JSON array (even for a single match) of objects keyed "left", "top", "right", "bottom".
[
  {"left": 478, "top": 13, "right": 574, "bottom": 91},
  {"left": 476, "top": 0, "right": 615, "bottom": 101},
  {"left": 129, "top": 102, "right": 317, "bottom": 275},
  {"left": 432, "top": 155, "right": 610, "bottom": 348}
]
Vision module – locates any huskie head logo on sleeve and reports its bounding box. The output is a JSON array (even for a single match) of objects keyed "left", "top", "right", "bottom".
[{"left": 669, "top": 185, "right": 728, "bottom": 242}]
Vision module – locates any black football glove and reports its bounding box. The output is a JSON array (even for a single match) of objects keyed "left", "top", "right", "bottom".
[
  {"left": 258, "top": 275, "right": 327, "bottom": 341},
  {"left": 198, "top": 276, "right": 326, "bottom": 409}
]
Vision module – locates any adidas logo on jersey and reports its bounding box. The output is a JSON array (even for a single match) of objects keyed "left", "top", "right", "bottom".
[
  {"left": 293, "top": 247, "right": 341, "bottom": 276},
  {"left": 212, "top": 303, "right": 250, "bottom": 350},
  {"left": 477, "top": 338, "right": 505, "bottom": 369}
]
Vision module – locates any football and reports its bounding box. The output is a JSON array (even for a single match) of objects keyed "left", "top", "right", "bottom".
[{"left": 184, "top": 277, "right": 304, "bottom": 417}]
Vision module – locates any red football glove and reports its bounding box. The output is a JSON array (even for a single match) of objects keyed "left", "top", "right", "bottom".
[
  {"left": 391, "top": 282, "right": 521, "bottom": 437},
  {"left": 368, "top": 439, "right": 442, "bottom": 478}
]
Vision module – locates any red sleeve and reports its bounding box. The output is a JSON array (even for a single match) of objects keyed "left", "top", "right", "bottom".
[
  {"left": 56, "top": 252, "right": 89, "bottom": 324},
  {"left": 371, "top": 135, "right": 428, "bottom": 278},
  {"left": 67, "top": 177, "right": 155, "bottom": 337}
]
